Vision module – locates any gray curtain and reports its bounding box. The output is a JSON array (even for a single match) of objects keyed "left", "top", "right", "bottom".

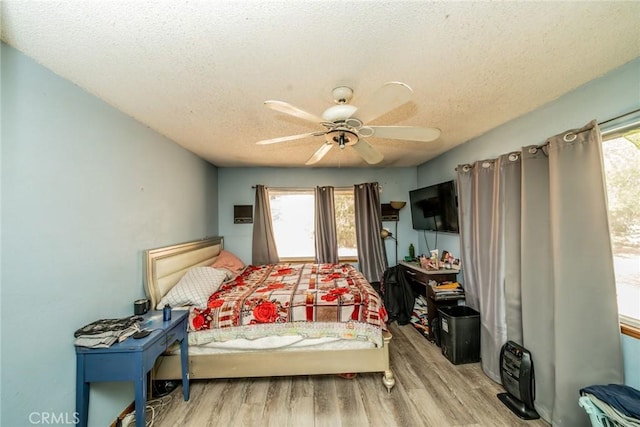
[
  {"left": 252, "top": 185, "right": 279, "bottom": 264},
  {"left": 314, "top": 186, "right": 339, "bottom": 263},
  {"left": 457, "top": 121, "right": 623, "bottom": 426},
  {"left": 354, "top": 182, "right": 388, "bottom": 282},
  {"left": 456, "top": 155, "right": 520, "bottom": 383}
]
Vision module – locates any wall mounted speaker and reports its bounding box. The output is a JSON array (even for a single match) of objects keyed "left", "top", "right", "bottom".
[{"left": 234, "top": 205, "right": 253, "bottom": 224}]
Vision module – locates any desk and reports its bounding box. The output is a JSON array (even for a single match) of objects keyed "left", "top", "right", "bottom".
[
  {"left": 75, "top": 310, "right": 189, "bottom": 427},
  {"left": 398, "top": 261, "right": 464, "bottom": 341}
]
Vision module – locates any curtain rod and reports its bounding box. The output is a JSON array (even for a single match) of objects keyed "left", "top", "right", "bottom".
[
  {"left": 251, "top": 186, "right": 313, "bottom": 191},
  {"left": 250, "top": 186, "right": 365, "bottom": 190},
  {"left": 251, "top": 185, "right": 383, "bottom": 191},
  {"left": 559, "top": 107, "right": 640, "bottom": 141},
  {"left": 455, "top": 107, "right": 640, "bottom": 171},
  {"left": 598, "top": 107, "right": 640, "bottom": 127}
]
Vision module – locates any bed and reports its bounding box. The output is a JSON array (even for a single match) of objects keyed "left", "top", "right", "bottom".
[{"left": 143, "top": 236, "right": 395, "bottom": 391}]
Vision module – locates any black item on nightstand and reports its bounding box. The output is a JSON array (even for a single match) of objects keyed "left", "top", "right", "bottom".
[{"left": 132, "top": 330, "right": 151, "bottom": 339}]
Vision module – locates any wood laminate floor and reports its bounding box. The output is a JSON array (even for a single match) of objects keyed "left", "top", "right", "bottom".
[{"left": 149, "top": 323, "right": 550, "bottom": 427}]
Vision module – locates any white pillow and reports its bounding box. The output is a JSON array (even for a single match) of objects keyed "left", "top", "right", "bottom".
[{"left": 157, "top": 267, "right": 227, "bottom": 309}]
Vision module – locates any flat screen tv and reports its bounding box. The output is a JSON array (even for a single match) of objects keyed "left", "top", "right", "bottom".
[{"left": 409, "top": 180, "right": 459, "bottom": 233}]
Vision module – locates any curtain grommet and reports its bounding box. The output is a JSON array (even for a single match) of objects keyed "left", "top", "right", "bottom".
[
  {"left": 508, "top": 153, "right": 519, "bottom": 161},
  {"left": 563, "top": 132, "right": 577, "bottom": 142},
  {"left": 528, "top": 147, "right": 538, "bottom": 154},
  {"left": 482, "top": 161, "right": 492, "bottom": 168}
]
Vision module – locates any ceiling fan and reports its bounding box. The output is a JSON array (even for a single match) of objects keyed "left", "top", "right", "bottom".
[{"left": 256, "top": 82, "right": 441, "bottom": 165}]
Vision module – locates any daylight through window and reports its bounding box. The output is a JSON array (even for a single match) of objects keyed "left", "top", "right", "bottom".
[
  {"left": 602, "top": 125, "right": 640, "bottom": 328},
  {"left": 268, "top": 188, "right": 357, "bottom": 261}
]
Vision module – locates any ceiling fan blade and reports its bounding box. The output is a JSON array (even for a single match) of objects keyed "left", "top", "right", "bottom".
[
  {"left": 256, "top": 132, "right": 324, "bottom": 145},
  {"left": 350, "top": 82, "right": 413, "bottom": 123},
  {"left": 369, "top": 126, "right": 441, "bottom": 142},
  {"left": 264, "top": 100, "right": 324, "bottom": 124},
  {"left": 305, "top": 143, "right": 333, "bottom": 165},
  {"left": 352, "top": 139, "right": 384, "bottom": 165}
]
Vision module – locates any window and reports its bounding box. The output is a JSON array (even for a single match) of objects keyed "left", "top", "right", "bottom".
[
  {"left": 334, "top": 188, "right": 357, "bottom": 258},
  {"left": 602, "top": 123, "right": 640, "bottom": 331},
  {"left": 268, "top": 188, "right": 357, "bottom": 261},
  {"left": 268, "top": 189, "right": 315, "bottom": 259}
]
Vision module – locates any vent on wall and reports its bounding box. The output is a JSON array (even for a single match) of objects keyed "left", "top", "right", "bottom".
[
  {"left": 381, "top": 203, "right": 400, "bottom": 221},
  {"left": 234, "top": 205, "right": 253, "bottom": 224}
]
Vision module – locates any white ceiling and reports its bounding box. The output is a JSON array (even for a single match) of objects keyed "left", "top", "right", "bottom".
[{"left": 2, "top": 1, "right": 639, "bottom": 168}]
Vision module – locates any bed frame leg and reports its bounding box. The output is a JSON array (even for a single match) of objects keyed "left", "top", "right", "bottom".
[{"left": 382, "top": 370, "right": 395, "bottom": 392}]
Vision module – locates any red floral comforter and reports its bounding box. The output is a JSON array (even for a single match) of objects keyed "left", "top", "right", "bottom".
[{"left": 190, "top": 263, "right": 387, "bottom": 337}]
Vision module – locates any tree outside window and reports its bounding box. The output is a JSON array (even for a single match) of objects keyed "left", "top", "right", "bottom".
[{"left": 602, "top": 130, "right": 640, "bottom": 326}]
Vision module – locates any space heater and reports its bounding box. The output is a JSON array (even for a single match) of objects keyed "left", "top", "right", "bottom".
[{"left": 497, "top": 340, "right": 540, "bottom": 420}]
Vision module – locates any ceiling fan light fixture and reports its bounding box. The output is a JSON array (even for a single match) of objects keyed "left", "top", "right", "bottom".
[
  {"left": 326, "top": 129, "right": 358, "bottom": 147},
  {"left": 322, "top": 104, "right": 357, "bottom": 122}
]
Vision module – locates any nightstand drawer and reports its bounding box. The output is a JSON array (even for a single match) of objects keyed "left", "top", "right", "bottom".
[
  {"left": 147, "top": 332, "right": 170, "bottom": 360},
  {"left": 163, "top": 321, "right": 186, "bottom": 347}
]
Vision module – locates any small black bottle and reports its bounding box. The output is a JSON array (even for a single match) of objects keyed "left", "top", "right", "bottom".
[{"left": 163, "top": 304, "right": 172, "bottom": 321}]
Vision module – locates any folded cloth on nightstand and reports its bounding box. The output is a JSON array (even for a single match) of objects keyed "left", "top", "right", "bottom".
[{"left": 74, "top": 315, "right": 142, "bottom": 348}]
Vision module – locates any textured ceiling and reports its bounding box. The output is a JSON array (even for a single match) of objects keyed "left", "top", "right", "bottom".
[{"left": 2, "top": 1, "right": 639, "bottom": 168}]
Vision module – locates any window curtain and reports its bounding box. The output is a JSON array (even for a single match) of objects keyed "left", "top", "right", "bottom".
[
  {"left": 456, "top": 153, "right": 519, "bottom": 383},
  {"left": 354, "top": 182, "right": 388, "bottom": 282},
  {"left": 252, "top": 185, "right": 279, "bottom": 265},
  {"left": 314, "top": 186, "right": 339, "bottom": 263},
  {"left": 456, "top": 121, "right": 623, "bottom": 426}
]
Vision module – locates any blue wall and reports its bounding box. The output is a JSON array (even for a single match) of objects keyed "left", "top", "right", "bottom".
[
  {"left": 1, "top": 38, "right": 637, "bottom": 427},
  {"left": 415, "top": 57, "right": 640, "bottom": 389},
  {"left": 1, "top": 44, "right": 219, "bottom": 426},
  {"left": 218, "top": 167, "right": 418, "bottom": 267}
]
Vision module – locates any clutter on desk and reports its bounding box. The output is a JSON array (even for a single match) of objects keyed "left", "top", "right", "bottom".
[
  {"left": 74, "top": 315, "right": 142, "bottom": 348},
  {"left": 416, "top": 249, "right": 461, "bottom": 271},
  {"left": 428, "top": 279, "right": 464, "bottom": 297}
]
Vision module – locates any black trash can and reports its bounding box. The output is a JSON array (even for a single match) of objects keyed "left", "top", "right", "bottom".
[{"left": 438, "top": 306, "right": 480, "bottom": 364}]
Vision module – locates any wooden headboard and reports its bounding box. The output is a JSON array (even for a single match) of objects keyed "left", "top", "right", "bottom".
[{"left": 143, "top": 236, "right": 224, "bottom": 308}]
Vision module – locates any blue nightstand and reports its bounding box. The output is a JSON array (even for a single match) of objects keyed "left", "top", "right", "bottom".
[{"left": 75, "top": 310, "right": 189, "bottom": 427}]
